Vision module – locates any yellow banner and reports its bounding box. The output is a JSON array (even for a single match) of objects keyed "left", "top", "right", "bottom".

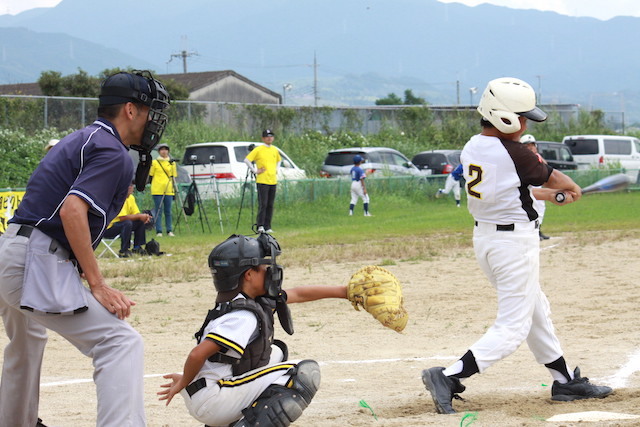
[{"left": 0, "top": 191, "right": 25, "bottom": 233}]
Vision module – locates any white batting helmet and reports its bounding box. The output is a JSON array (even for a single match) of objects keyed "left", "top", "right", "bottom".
[
  {"left": 519, "top": 134, "right": 536, "bottom": 143},
  {"left": 477, "top": 77, "right": 547, "bottom": 134}
]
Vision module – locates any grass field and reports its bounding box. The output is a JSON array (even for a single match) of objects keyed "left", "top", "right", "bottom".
[{"left": 99, "top": 190, "right": 640, "bottom": 291}]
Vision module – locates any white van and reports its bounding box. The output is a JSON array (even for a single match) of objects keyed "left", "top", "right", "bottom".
[
  {"left": 181, "top": 141, "right": 306, "bottom": 197},
  {"left": 562, "top": 135, "right": 640, "bottom": 183}
]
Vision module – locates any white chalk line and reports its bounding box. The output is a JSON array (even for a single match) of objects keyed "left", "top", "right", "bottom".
[
  {"left": 41, "top": 356, "right": 455, "bottom": 388},
  {"left": 605, "top": 348, "right": 640, "bottom": 388}
]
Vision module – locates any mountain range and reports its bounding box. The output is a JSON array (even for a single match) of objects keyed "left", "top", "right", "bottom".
[{"left": 0, "top": 0, "right": 639, "bottom": 123}]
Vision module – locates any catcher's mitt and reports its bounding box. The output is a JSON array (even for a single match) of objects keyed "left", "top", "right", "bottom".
[{"left": 347, "top": 265, "right": 408, "bottom": 332}]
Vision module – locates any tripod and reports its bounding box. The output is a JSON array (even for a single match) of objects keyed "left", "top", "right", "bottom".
[
  {"left": 176, "top": 156, "right": 211, "bottom": 233},
  {"left": 235, "top": 167, "right": 255, "bottom": 231},
  {"left": 208, "top": 155, "right": 225, "bottom": 233}
]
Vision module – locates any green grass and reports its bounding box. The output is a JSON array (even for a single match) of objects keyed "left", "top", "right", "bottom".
[{"left": 100, "top": 189, "right": 640, "bottom": 290}]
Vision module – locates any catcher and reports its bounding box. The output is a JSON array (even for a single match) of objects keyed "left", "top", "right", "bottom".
[{"left": 158, "top": 234, "right": 407, "bottom": 426}]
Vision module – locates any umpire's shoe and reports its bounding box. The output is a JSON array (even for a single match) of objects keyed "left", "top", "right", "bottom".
[
  {"left": 422, "top": 367, "right": 465, "bottom": 414},
  {"left": 551, "top": 367, "right": 613, "bottom": 401}
]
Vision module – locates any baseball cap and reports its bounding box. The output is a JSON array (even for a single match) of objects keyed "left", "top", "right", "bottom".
[
  {"left": 353, "top": 155, "right": 363, "bottom": 164},
  {"left": 519, "top": 134, "right": 536, "bottom": 144},
  {"left": 99, "top": 72, "right": 154, "bottom": 107},
  {"left": 156, "top": 143, "right": 170, "bottom": 151},
  {"left": 262, "top": 129, "right": 275, "bottom": 137},
  {"left": 44, "top": 138, "right": 59, "bottom": 151}
]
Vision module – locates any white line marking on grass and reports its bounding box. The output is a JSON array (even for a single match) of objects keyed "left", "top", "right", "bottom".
[{"left": 606, "top": 348, "right": 640, "bottom": 388}]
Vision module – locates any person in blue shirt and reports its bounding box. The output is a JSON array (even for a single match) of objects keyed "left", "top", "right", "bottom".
[
  {"left": 0, "top": 71, "right": 169, "bottom": 427},
  {"left": 436, "top": 164, "right": 463, "bottom": 207},
  {"left": 349, "top": 155, "right": 371, "bottom": 216}
]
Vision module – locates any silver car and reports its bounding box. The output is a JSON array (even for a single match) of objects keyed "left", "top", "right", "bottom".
[{"left": 320, "top": 147, "right": 428, "bottom": 178}]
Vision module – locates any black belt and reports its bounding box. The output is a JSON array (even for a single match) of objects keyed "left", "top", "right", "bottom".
[
  {"left": 186, "top": 378, "right": 207, "bottom": 397},
  {"left": 17, "top": 224, "right": 34, "bottom": 238},
  {"left": 474, "top": 221, "right": 538, "bottom": 231},
  {"left": 15, "top": 224, "right": 66, "bottom": 258}
]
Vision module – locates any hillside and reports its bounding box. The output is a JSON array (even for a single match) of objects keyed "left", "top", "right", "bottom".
[{"left": 0, "top": 0, "right": 638, "bottom": 122}]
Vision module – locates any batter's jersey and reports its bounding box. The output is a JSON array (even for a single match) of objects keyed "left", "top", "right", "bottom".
[
  {"left": 10, "top": 119, "right": 133, "bottom": 252},
  {"left": 461, "top": 134, "right": 553, "bottom": 224}
]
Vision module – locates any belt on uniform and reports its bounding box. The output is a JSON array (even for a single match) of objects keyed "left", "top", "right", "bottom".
[
  {"left": 474, "top": 221, "right": 538, "bottom": 231},
  {"left": 17, "top": 224, "right": 34, "bottom": 238},
  {"left": 15, "top": 224, "right": 65, "bottom": 256},
  {"left": 186, "top": 378, "right": 207, "bottom": 397}
]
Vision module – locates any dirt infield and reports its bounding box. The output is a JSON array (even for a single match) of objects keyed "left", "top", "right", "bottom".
[{"left": 3, "top": 230, "right": 640, "bottom": 426}]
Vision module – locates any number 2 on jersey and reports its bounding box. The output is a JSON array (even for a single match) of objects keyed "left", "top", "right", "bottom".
[{"left": 467, "top": 164, "right": 482, "bottom": 199}]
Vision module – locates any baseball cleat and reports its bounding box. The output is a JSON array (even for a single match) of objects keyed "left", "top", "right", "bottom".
[
  {"left": 551, "top": 367, "right": 613, "bottom": 401},
  {"left": 421, "top": 367, "right": 465, "bottom": 414}
]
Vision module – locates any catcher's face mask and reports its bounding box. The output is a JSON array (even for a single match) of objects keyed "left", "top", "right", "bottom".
[{"left": 257, "top": 233, "right": 283, "bottom": 298}]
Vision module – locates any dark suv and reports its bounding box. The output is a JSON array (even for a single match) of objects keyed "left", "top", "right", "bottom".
[
  {"left": 412, "top": 150, "right": 461, "bottom": 175},
  {"left": 535, "top": 141, "right": 577, "bottom": 170}
]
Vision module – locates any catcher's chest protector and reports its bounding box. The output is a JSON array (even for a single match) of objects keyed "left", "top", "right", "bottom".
[{"left": 195, "top": 298, "right": 276, "bottom": 376}]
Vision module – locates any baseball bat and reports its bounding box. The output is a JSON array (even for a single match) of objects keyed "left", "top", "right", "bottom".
[{"left": 581, "top": 173, "right": 632, "bottom": 195}]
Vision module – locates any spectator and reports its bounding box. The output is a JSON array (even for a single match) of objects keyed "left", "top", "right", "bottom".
[
  {"left": 244, "top": 129, "right": 281, "bottom": 233},
  {"left": 149, "top": 143, "right": 177, "bottom": 237},
  {"left": 103, "top": 182, "right": 152, "bottom": 257}
]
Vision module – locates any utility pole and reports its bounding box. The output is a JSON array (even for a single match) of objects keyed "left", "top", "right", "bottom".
[
  {"left": 313, "top": 52, "right": 318, "bottom": 107},
  {"left": 167, "top": 36, "right": 198, "bottom": 74},
  {"left": 169, "top": 50, "right": 198, "bottom": 73}
]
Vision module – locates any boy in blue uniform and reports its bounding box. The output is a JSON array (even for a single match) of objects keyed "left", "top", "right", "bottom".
[{"left": 349, "top": 155, "right": 371, "bottom": 216}]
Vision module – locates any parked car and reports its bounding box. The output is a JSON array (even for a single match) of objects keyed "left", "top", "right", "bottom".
[
  {"left": 411, "top": 150, "right": 461, "bottom": 175},
  {"left": 534, "top": 141, "right": 577, "bottom": 170},
  {"left": 181, "top": 141, "right": 306, "bottom": 196},
  {"left": 562, "top": 135, "right": 640, "bottom": 182},
  {"left": 320, "top": 147, "right": 427, "bottom": 178}
]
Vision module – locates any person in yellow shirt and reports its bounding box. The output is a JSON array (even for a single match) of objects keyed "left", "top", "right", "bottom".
[
  {"left": 243, "top": 129, "right": 281, "bottom": 233},
  {"left": 103, "top": 183, "right": 152, "bottom": 257},
  {"left": 149, "top": 143, "right": 178, "bottom": 237}
]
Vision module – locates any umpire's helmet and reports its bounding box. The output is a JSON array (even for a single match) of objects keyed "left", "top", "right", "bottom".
[
  {"left": 208, "top": 234, "right": 281, "bottom": 293},
  {"left": 477, "top": 77, "right": 547, "bottom": 134}
]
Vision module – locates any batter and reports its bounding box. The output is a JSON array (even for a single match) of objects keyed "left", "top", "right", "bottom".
[{"left": 421, "top": 77, "right": 613, "bottom": 414}]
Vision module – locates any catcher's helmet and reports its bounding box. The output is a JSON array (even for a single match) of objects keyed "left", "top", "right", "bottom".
[
  {"left": 208, "top": 234, "right": 283, "bottom": 294},
  {"left": 477, "top": 77, "right": 547, "bottom": 134}
]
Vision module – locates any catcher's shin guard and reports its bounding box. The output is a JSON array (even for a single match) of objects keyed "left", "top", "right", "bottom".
[{"left": 234, "top": 360, "right": 321, "bottom": 426}]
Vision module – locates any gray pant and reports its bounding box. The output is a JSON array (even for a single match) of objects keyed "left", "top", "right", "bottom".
[{"left": 0, "top": 224, "right": 146, "bottom": 427}]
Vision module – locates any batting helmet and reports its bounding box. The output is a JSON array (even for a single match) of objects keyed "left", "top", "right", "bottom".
[
  {"left": 477, "top": 77, "right": 547, "bottom": 134},
  {"left": 208, "top": 234, "right": 282, "bottom": 294},
  {"left": 519, "top": 134, "right": 536, "bottom": 144}
]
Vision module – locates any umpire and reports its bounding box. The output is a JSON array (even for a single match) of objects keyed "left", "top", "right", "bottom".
[{"left": 0, "top": 71, "right": 169, "bottom": 426}]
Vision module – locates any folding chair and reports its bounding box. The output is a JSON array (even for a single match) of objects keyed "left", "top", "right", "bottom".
[{"left": 98, "top": 234, "right": 121, "bottom": 258}]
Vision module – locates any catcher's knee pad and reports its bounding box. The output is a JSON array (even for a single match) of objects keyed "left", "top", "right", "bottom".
[
  {"left": 286, "top": 359, "right": 321, "bottom": 403},
  {"left": 235, "top": 385, "right": 308, "bottom": 427}
]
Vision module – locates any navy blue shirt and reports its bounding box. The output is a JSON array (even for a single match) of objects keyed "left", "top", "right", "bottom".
[
  {"left": 11, "top": 119, "right": 134, "bottom": 252},
  {"left": 350, "top": 165, "right": 366, "bottom": 182}
]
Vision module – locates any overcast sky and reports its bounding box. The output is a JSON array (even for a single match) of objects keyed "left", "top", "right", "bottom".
[{"left": 1, "top": 0, "right": 639, "bottom": 20}]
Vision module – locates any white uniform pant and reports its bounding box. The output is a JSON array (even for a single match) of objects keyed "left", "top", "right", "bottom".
[
  {"left": 0, "top": 224, "right": 145, "bottom": 427},
  {"left": 469, "top": 221, "right": 563, "bottom": 372},
  {"left": 442, "top": 174, "right": 461, "bottom": 201},
  {"left": 350, "top": 181, "right": 369, "bottom": 205},
  {"left": 181, "top": 346, "right": 300, "bottom": 426}
]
